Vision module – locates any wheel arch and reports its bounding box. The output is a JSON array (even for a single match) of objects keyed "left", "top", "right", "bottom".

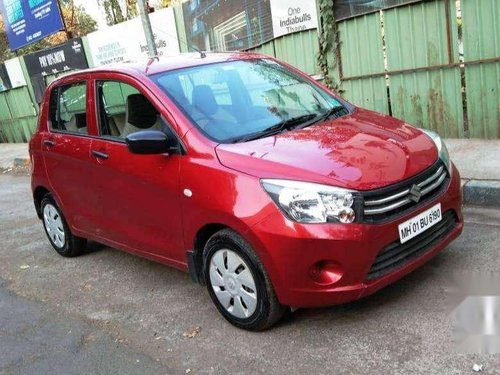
[
  {"left": 33, "top": 185, "right": 51, "bottom": 219},
  {"left": 188, "top": 223, "right": 232, "bottom": 284}
]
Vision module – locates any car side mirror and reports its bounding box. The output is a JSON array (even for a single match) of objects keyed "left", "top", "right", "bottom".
[{"left": 125, "top": 130, "right": 178, "bottom": 155}]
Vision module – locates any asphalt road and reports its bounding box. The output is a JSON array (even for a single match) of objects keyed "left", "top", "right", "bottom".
[{"left": 1, "top": 173, "right": 500, "bottom": 374}]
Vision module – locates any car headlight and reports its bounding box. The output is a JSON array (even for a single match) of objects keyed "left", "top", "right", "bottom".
[
  {"left": 421, "top": 129, "right": 451, "bottom": 173},
  {"left": 261, "top": 179, "right": 357, "bottom": 224}
]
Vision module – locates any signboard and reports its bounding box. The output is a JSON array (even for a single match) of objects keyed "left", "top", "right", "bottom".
[
  {"left": 24, "top": 37, "right": 88, "bottom": 76},
  {"left": 4, "top": 57, "right": 26, "bottom": 88},
  {"left": 24, "top": 37, "right": 88, "bottom": 103},
  {"left": 270, "top": 0, "right": 318, "bottom": 38},
  {"left": 86, "top": 7, "right": 180, "bottom": 66},
  {"left": 335, "top": 0, "right": 424, "bottom": 21},
  {"left": 0, "top": 0, "right": 65, "bottom": 50},
  {"left": 181, "top": 0, "right": 318, "bottom": 52},
  {"left": 0, "top": 63, "right": 12, "bottom": 92}
]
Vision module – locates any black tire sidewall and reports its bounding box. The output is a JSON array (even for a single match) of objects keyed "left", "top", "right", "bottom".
[
  {"left": 203, "top": 232, "right": 272, "bottom": 330},
  {"left": 41, "top": 195, "right": 73, "bottom": 256}
]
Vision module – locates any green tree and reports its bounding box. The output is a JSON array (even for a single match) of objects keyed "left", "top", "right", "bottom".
[
  {"left": 158, "top": 0, "right": 173, "bottom": 7},
  {"left": 99, "top": 0, "right": 139, "bottom": 26}
]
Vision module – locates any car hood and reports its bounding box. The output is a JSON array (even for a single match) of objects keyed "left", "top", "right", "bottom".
[{"left": 215, "top": 108, "right": 438, "bottom": 191}]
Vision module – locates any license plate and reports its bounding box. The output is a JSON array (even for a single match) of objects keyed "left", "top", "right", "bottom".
[{"left": 398, "top": 203, "right": 442, "bottom": 244}]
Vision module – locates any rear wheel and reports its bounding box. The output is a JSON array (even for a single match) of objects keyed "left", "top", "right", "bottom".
[
  {"left": 41, "top": 194, "right": 86, "bottom": 257},
  {"left": 203, "top": 229, "right": 286, "bottom": 331}
]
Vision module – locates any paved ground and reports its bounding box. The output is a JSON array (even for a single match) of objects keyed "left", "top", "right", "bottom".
[
  {"left": 0, "top": 144, "right": 29, "bottom": 170},
  {"left": 446, "top": 139, "right": 500, "bottom": 181},
  {"left": 1, "top": 173, "right": 500, "bottom": 374}
]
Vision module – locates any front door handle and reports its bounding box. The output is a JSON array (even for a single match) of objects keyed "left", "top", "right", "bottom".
[
  {"left": 43, "top": 139, "right": 56, "bottom": 147},
  {"left": 91, "top": 150, "right": 109, "bottom": 160}
]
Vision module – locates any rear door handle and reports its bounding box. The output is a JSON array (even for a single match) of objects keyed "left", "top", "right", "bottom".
[
  {"left": 91, "top": 150, "right": 109, "bottom": 160},
  {"left": 43, "top": 139, "right": 56, "bottom": 147}
]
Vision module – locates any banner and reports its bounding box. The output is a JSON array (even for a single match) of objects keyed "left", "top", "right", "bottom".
[
  {"left": 335, "top": 0, "right": 424, "bottom": 21},
  {"left": 24, "top": 37, "right": 88, "bottom": 76},
  {"left": 0, "top": 0, "right": 65, "bottom": 50},
  {"left": 86, "top": 7, "right": 180, "bottom": 66},
  {"left": 24, "top": 37, "right": 88, "bottom": 103},
  {"left": 181, "top": 0, "right": 318, "bottom": 53}
]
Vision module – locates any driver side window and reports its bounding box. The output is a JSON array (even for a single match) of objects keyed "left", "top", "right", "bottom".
[{"left": 96, "top": 81, "right": 162, "bottom": 140}]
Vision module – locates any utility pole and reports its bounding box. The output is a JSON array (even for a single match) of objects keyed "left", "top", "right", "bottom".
[{"left": 137, "top": 0, "right": 157, "bottom": 57}]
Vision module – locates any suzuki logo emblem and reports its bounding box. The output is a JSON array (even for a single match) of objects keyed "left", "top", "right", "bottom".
[{"left": 409, "top": 184, "right": 422, "bottom": 203}]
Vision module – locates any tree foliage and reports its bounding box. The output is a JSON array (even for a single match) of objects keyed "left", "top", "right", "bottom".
[
  {"left": 0, "top": 3, "right": 97, "bottom": 62},
  {"left": 99, "top": 0, "right": 139, "bottom": 26},
  {"left": 316, "top": 0, "right": 339, "bottom": 90},
  {"left": 158, "top": 0, "right": 173, "bottom": 7}
]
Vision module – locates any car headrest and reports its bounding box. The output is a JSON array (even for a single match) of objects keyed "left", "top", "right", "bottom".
[
  {"left": 74, "top": 113, "right": 87, "bottom": 129},
  {"left": 192, "top": 85, "right": 218, "bottom": 116},
  {"left": 126, "top": 94, "right": 158, "bottom": 128}
]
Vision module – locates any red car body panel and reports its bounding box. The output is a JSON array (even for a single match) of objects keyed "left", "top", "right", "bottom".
[
  {"left": 30, "top": 52, "right": 463, "bottom": 308},
  {"left": 216, "top": 108, "right": 439, "bottom": 190}
]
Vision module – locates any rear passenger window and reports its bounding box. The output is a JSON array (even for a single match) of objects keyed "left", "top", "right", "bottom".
[
  {"left": 49, "top": 82, "right": 88, "bottom": 135},
  {"left": 97, "top": 81, "right": 163, "bottom": 140}
]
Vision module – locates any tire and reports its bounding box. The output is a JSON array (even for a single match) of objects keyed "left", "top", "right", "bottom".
[
  {"left": 203, "top": 229, "right": 286, "bottom": 331},
  {"left": 40, "top": 194, "right": 87, "bottom": 257}
]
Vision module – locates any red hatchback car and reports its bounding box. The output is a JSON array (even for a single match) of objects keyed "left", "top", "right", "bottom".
[{"left": 30, "top": 53, "right": 463, "bottom": 330}]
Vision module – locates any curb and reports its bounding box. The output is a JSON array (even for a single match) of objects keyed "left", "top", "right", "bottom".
[
  {"left": 4, "top": 158, "right": 500, "bottom": 208},
  {"left": 462, "top": 180, "right": 500, "bottom": 208},
  {"left": 13, "top": 158, "right": 30, "bottom": 168}
]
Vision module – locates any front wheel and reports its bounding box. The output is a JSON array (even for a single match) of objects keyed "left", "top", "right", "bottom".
[
  {"left": 41, "top": 194, "right": 87, "bottom": 257},
  {"left": 203, "top": 229, "right": 286, "bottom": 331}
]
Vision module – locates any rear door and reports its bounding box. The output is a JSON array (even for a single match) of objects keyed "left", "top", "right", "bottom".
[
  {"left": 42, "top": 77, "right": 99, "bottom": 234},
  {"left": 86, "top": 76, "right": 185, "bottom": 266}
]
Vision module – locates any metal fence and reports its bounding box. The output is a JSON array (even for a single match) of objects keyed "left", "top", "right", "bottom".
[
  {"left": 335, "top": 0, "right": 499, "bottom": 139},
  {"left": 247, "top": 28, "right": 320, "bottom": 76},
  {"left": 0, "top": 0, "right": 498, "bottom": 142},
  {"left": 0, "top": 86, "right": 38, "bottom": 143}
]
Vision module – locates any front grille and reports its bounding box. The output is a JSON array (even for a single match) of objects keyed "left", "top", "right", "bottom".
[
  {"left": 366, "top": 210, "right": 457, "bottom": 280},
  {"left": 362, "top": 160, "right": 449, "bottom": 223}
]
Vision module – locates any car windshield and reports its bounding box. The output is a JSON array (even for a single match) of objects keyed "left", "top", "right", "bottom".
[{"left": 151, "top": 59, "right": 348, "bottom": 143}]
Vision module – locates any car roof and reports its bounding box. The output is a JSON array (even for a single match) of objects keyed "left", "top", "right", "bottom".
[{"left": 54, "top": 52, "right": 267, "bottom": 82}]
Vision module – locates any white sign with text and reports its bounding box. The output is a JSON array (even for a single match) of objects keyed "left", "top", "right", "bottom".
[
  {"left": 270, "top": 0, "right": 318, "bottom": 38},
  {"left": 86, "top": 7, "right": 180, "bottom": 66}
]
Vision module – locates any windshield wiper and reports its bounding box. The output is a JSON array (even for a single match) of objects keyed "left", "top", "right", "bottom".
[
  {"left": 233, "top": 113, "right": 317, "bottom": 143},
  {"left": 300, "top": 105, "right": 349, "bottom": 128}
]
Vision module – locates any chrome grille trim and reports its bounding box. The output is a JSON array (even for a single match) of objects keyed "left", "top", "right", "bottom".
[
  {"left": 417, "top": 166, "right": 444, "bottom": 188},
  {"left": 364, "top": 188, "right": 409, "bottom": 206},
  {"left": 363, "top": 162, "right": 448, "bottom": 218}
]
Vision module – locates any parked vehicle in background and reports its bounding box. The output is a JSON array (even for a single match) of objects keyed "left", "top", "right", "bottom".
[{"left": 29, "top": 53, "right": 463, "bottom": 330}]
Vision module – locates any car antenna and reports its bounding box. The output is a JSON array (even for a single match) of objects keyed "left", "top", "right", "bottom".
[
  {"left": 145, "top": 56, "right": 160, "bottom": 74},
  {"left": 145, "top": 28, "right": 207, "bottom": 58},
  {"left": 177, "top": 37, "right": 206, "bottom": 58},
  {"left": 192, "top": 46, "right": 206, "bottom": 59}
]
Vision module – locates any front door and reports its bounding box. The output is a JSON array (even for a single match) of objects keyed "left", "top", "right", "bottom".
[{"left": 87, "top": 79, "right": 184, "bottom": 266}]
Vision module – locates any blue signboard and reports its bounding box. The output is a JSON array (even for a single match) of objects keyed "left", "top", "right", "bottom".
[{"left": 0, "top": 0, "right": 64, "bottom": 50}]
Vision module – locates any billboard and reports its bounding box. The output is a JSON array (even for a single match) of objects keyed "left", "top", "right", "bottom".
[
  {"left": 0, "top": 0, "right": 65, "bottom": 50},
  {"left": 181, "top": 0, "right": 318, "bottom": 52},
  {"left": 86, "top": 7, "right": 180, "bottom": 66},
  {"left": 335, "top": 0, "right": 424, "bottom": 21}
]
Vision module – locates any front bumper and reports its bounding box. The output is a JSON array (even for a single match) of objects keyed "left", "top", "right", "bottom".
[{"left": 246, "top": 163, "right": 463, "bottom": 308}]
